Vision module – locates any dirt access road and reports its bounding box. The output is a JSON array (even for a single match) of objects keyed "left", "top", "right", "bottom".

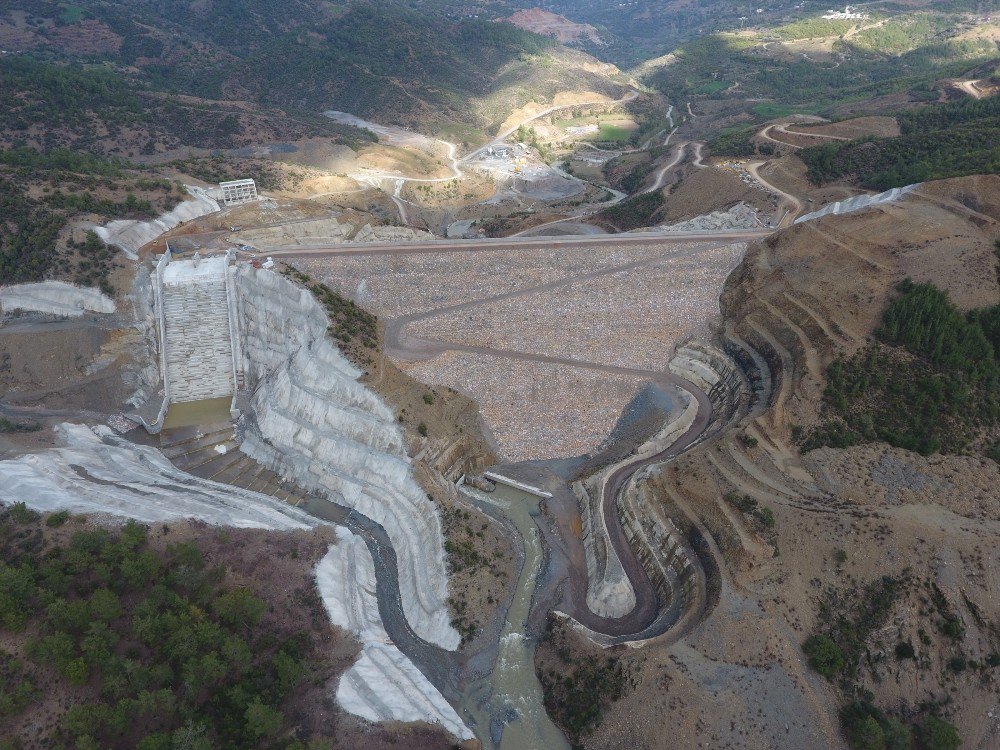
[{"left": 262, "top": 228, "right": 771, "bottom": 259}]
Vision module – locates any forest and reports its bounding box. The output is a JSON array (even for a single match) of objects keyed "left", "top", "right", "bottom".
[
  {"left": 0, "top": 506, "right": 338, "bottom": 750},
  {"left": 800, "top": 94, "right": 1000, "bottom": 189},
  {"left": 803, "top": 279, "right": 1000, "bottom": 458}
]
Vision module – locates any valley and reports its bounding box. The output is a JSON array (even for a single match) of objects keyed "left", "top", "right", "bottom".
[{"left": 0, "top": 2, "right": 998, "bottom": 750}]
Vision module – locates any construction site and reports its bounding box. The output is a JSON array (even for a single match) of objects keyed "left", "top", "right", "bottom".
[{"left": 2, "top": 60, "right": 1000, "bottom": 750}]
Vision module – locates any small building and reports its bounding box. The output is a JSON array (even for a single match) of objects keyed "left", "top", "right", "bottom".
[{"left": 219, "top": 178, "right": 258, "bottom": 206}]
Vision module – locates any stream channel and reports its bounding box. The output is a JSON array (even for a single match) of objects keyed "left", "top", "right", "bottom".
[{"left": 459, "top": 481, "right": 569, "bottom": 750}]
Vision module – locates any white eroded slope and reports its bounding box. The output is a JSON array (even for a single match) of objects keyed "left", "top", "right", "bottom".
[
  {"left": 232, "top": 266, "right": 460, "bottom": 651},
  {"left": 315, "top": 534, "right": 473, "bottom": 740},
  {"left": 0, "top": 424, "right": 316, "bottom": 529},
  {"left": 0, "top": 281, "right": 116, "bottom": 317},
  {"left": 0, "top": 423, "right": 473, "bottom": 741},
  {"left": 794, "top": 183, "right": 919, "bottom": 224},
  {"left": 95, "top": 186, "right": 219, "bottom": 258}
]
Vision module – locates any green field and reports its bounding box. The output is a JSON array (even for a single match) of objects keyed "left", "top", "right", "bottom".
[
  {"left": 597, "top": 122, "right": 637, "bottom": 142},
  {"left": 556, "top": 116, "right": 637, "bottom": 142}
]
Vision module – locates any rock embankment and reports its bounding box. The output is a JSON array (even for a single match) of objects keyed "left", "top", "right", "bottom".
[
  {"left": 233, "top": 217, "right": 434, "bottom": 248},
  {"left": 634, "top": 203, "right": 769, "bottom": 234}
]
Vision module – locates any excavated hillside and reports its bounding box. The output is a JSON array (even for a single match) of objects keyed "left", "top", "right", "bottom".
[{"left": 543, "top": 175, "right": 1000, "bottom": 750}]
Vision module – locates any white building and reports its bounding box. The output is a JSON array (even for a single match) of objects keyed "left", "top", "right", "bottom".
[
  {"left": 822, "top": 5, "right": 869, "bottom": 20},
  {"left": 219, "top": 178, "right": 258, "bottom": 206}
]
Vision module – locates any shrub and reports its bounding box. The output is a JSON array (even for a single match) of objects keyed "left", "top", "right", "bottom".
[
  {"left": 7, "top": 503, "right": 39, "bottom": 524},
  {"left": 45, "top": 511, "right": 70, "bottom": 528},
  {"left": 894, "top": 641, "right": 915, "bottom": 660},
  {"left": 917, "top": 715, "right": 960, "bottom": 750},
  {"left": 756, "top": 506, "right": 776, "bottom": 529},
  {"left": 803, "top": 634, "right": 845, "bottom": 678}
]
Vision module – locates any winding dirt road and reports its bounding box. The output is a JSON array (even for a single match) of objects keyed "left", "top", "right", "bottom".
[
  {"left": 644, "top": 142, "right": 688, "bottom": 193},
  {"left": 746, "top": 160, "right": 803, "bottom": 227}
]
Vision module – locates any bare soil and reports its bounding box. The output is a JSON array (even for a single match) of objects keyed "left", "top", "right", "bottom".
[{"left": 661, "top": 165, "right": 775, "bottom": 223}]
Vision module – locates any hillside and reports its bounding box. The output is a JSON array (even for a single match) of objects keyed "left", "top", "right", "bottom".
[
  {"left": 800, "top": 94, "right": 1000, "bottom": 189},
  {"left": 0, "top": 1, "right": 629, "bottom": 138},
  {"left": 0, "top": 506, "right": 455, "bottom": 750},
  {"left": 550, "top": 175, "right": 1000, "bottom": 749},
  {"left": 640, "top": 7, "right": 999, "bottom": 122}
]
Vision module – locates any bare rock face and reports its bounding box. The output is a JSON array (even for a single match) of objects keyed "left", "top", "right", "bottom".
[
  {"left": 231, "top": 265, "right": 461, "bottom": 651},
  {"left": 0, "top": 280, "right": 116, "bottom": 317},
  {"left": 506, "top": 8, "right": 603, "bottom": 46},
  {"left": 352, "top": 223, "right": 435, "bottom": 243},
  {"left": 315, "top": 532, "right": 474, "bottom": 740},
  {"left": 0, "top": 423, "right": 317, "bottom": 530}
]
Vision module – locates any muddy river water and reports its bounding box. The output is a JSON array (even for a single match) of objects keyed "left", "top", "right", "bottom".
[{"left": 459, "top": 482, "right": 569, "bottom": 750}]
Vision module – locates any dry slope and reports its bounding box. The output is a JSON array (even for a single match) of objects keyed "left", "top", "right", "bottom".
[{"left": 551, "top": 175, "right": 1000, "bottom": 750}]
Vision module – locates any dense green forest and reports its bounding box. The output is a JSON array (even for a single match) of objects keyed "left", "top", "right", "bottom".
[
  {"left": 802, "top": 278, "right": 1000, "bottom": 459},
  {"left": 800, "top": 94, "right": 1000, "bottom": 188},
  {"left": 0, "top": 505, "right": 337, "bottom": 750}
]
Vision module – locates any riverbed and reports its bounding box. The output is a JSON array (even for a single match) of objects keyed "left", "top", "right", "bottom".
[{"left": 459, "top": 482, "right": 570, "bottom": 750}]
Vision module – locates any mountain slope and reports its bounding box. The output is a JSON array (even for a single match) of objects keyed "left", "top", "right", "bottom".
[{"left": 0, "top": 1, "right": 629, "bottom": 135}]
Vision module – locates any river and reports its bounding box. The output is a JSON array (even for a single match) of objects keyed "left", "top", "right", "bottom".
[{"left": 459, "top": 481, "right": 570, "bottom": 750}]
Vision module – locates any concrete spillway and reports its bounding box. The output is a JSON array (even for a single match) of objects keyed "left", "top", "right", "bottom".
[{"left": 161, "top": 257, "right": 235, "bottom": 403}]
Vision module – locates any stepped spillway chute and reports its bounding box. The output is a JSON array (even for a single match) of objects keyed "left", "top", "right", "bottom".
[{"left": 160, "top": 256, "right": 236, "bottom": 404}]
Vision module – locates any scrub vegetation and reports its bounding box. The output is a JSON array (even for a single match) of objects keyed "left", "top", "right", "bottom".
[
  {"left": 0, "top": 505, "right": 340, "bottom": 750},
  {"left": 801, "top": 573, "right": 978, "bottom": 750},
  {"left": 802, "top": 279, "right": 1000, "bottom": 459},
  {"left": 536, "top": 619, "right": 628, "bottom": 748},
  {"left": 597, "top": 190, "right": 665, "bottom": 231},
  {"left": 280, "top": 266, "right": 379, "bottom": 364},
  {"left": 0, "top": 148, "right": 180, "bottom": 287}
]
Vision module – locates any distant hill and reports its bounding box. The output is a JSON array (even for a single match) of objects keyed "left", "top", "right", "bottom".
[{"left": 639, "top": 7, "right": 999, "bottom": 118}]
